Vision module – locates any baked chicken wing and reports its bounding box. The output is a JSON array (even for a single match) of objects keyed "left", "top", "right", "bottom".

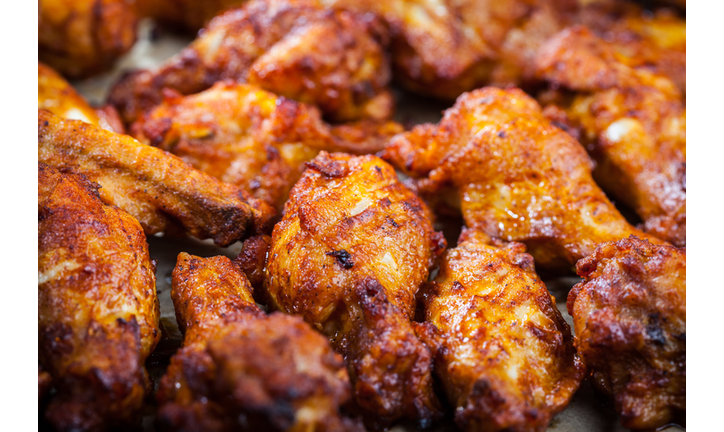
[
  {"left": 536, "top": 26, "right": 686, "bottom": 246},
  {"left": 568, "top": 236, "right": 685, "bottom": 429},
  {"left": 157, "top": 253, "right": 361, "bottom": 432},
  {"left": 264, "top": 152, "right": 445, "bottom": 428},
  {"left": 418, "top": 229, "right": 585, "bottom": 431},
  {"left": 131, "top": 82, "right": 402, "bottom": 210},
  {"left": 383, "top": 87, "right": 662, "bottom": 272},
  {"left": 39, "top": 0, "right": 138, "bottom": 78},
  {"left": 38, "top": 109, "right": 274, "bottom": 246},
  {"left": 136, "top": 0, "right": 247, "bottom": 32},
  {"left": 109, "top": 0, "right": 392, "bottom": 124},
  {"left": 38, "top": 162, "right": 160, "bottom": 431}
]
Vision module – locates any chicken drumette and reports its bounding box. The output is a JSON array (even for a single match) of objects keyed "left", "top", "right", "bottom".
[
  {"left": 39, "top": 163, "right": 160, "bottom": 431},
  {"left": 536, "top": 26, "right": 686, "bottom": 246},
  {"left": 384, "top": 87, "right": 662, "bottom": 272},
  {"left": 157, "top": 253, "right": 361, "bottom": 432},
  {"left": 109, "top": 0, "right": 393, "bottom": 124},
  {"left": 38, "top": 110, "right": 273, "bottom": 246},
  {"left": 131, "top": 81, "right": 402, "bottom": 210},
  {"left": 568, "top": 236, "right": 686, "bottom": 429},
  {"left": 264, "top": 152, "right": 445, "bottom": 428},
  {"left": 418, "top": 229, "right": 585, "bottom": 432}
]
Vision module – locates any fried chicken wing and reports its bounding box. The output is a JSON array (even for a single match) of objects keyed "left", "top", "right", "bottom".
[
  {"left": 136, "top": 0, "right": 247, "bottom": 31},
  {"left": 568, "top": 236, "right": 685, "bottom": 429},
  {"left": 264, "top": 152, "right": 445, "bottom": 428},
  {"left": 536, "top": 26, "right": 686, "bottom": 246},
  {"left": 109, "top": 0, "right": 392, "bottom": 124},
  {"left": 418, "top": 229, "right": 584, "bottom": 431},
  {"left": 38, "top": 109, "right": 274, "bottom": 246},
  {"left": 157, "top": 252, "right": 361, "bottom": 432},
  {"left": 131, "top": 82, "right": 402, "bottom": 210},
  {"left": 39, "top": 0, "right": 138, "bottom": 78},
  {"left": 38, "top": 162, "right": 160, "bottom": 431},
  {"left": 384, "top": 87, "right": 662, "bottom": 271}
]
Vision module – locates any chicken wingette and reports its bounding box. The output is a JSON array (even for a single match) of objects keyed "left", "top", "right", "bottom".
[
  {"left": 568, "top": 236, "right": 686, "bottom": 429},
  {"left": 157, "top": 253, "right": 362, "bottom": 432},
  {"left": 39, "top": 0, "right": 138, "bottom": 78},
  {"left": 109, "top": 0, "right": 392, "bottom": 124},
  {"left": 536, "top": 26, "right": 686, "bottom": 247},
  {"left": 131, "top": 82, "right": 402, "bottom": 210},
  {"left": 38, "top": 109, "right": 274, "bottom": 246},
  {"left": 383, "top": 87, "right": 662, "bottom": 272},
  {"left": 264, "top": 152, "right": 445, "bottom": 428},
  {"left": 418, "top": 229, "right": 585, "bottom": 432},
  {"left": 39, "top": 162, "right": 160, "bottom": 431}
]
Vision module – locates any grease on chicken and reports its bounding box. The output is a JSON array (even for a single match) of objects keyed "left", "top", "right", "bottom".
[
  {"left": 38, "top": 163, "right": 160, "bottom": 431},
  {"left": 568, "top": 236, "right": 686, "bottom": 429},
  {"left": 383, "top": 87, "right": 662, "bottom": 272},
  {"left": 418, "top": 229, "right": 585, "bottom": 431},
  {"left": 157, "top": 253, "right": 361, "bottom": 432},
  {"left": 38, "top": 109, "right": 274, "bottom": 246},
  {"left": 264, "top": 152, "right": 445, "bottom": 428}
]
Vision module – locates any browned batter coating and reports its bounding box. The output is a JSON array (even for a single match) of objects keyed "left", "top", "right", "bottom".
[
  {"left": 383, "top": 87, "right": 662, "bottom": 272},
  {"left": 109, "top": 0, "right": 393, "bottom": 124},
  {"left": 38, "top": 163, "right": 160, "bottom": 431},
  {"left": 264, "top": 152, "right": 445, "bottom": 428},
  {"left": 38, "top": 109, "right": 274, "bottom": 246},
  {"left": 157, "top": 253, "right": 361, "bottom": 432},
  {"left": 39, "top": 0, "right": 138, "bottom": 78},
  {"left": 568, "top": 236, "right": 686, "bottom": 429},
  {"left": 418, "top": 229, "right": 585, "bottom": 432},
  {"left": 136, "top": 0, "right": 248, "bottom": 31},
  {"left": 536, "top": 26, "right": 686, "bottom": 247},
  {"left": 131, "top": 82, "right": 402, "bottom": 210},
  {"left": 233, "top": 234, "right": 272, "bottom": 298}
]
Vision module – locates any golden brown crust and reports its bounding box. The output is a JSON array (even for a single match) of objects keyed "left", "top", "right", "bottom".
[
  {"left": 39, "top": 162, "right": 160, "bottom": 431},
  {"left": 38, "top": 109, "right": 274, "bottom": 246},
  {"left": 383, "top": 87, "right": 663, "bottom": 272},
  {"left": 39, "top": 0, "right": 138, "bottom": 78},
  {"left": 109, "top": 0, "right": 392, "bottom": 124},
  {"left": 157, "top": 253, "right": 360, "bottom": 432},
  {"left": 265, "top": 152, "right": 444, "bottom": 428},
  {"left": 536, "top": 26, "right": 686, "bottom": 246},
  {"left": 135, "top": 0, "right": 248, "bottom": 31},
  {"left": 419, "top": 229, "right": 585, "bottom": 431},
  {"left": 568, "top": 236, "right": 685, "bottom": 429},
  {"left": 233, "top": 234, "right": 272, "bottom": 300},
  {"left": 131, "top": 82, "right": 401, "bottom": 210}
]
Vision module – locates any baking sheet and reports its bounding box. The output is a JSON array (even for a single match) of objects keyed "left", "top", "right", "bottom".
[{"left": 71, "top": 19, "right": 683, "bottom": 432}]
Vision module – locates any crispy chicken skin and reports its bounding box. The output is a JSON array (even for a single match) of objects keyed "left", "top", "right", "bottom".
[
  {"left": 38, "top": 109, "right": 274, "bottom": 246},
  {"left": 38, "top": 163, "right": 160, "bottom": 431},
  {"left": 136, "top": 0, "right": 247, "bottom": 31},
  {"left": 536, "top": 26, "right": 686, "bottom": 246},
  {"left": 131, "top": 82, "right": 402, "bottom": 210},
  {"left": 38, "top": 62, "right": 125, "bottom": 133},
  {"left": 39, "top": 0, "right": 138, "bottom": 78},
  {"left": 418, "top": 229, "right": 585, "bottom": 432},
  {"left": 265, "top": 152, "right": 445, "bottom": 428},
  {"left": 568, "top": 236, "right": 686, "bottom": 429},
  {"left": 157, "top": 253, "right": 361, "bottom": 432},
  {"left": 384, "top": 87, "right": 662, "bottom": 271},
  {"left": 109, "top": 0, "right": 393, "bottom": 124}
]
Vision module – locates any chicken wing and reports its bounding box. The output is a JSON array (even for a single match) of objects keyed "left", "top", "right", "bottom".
[
  {"left": 418, "top": 229, "right": 585, "bottom": 431},
  {"left": 39, "top": 0, "right": 138, "bottom": 78},
  {"left": 383, "top": 87, "right": 662, "bottom": 272},
  {"left": 535, "top": 26, "right": 686, "bottom": 246},
  {"left": 109, "top": 0, "right": 392, "bottom": 124},
  {"left": 136, "top": 0, "right": 247, "bottom": 32},
  {"left": 568, "top": 236, "right": 685, "bottom": 429},
  {"left": 38, "top": 109, "right": 274, "bottom": 246},
  {"left": 38, "top": 162, "right": 160, "bottom": 431},
  {"left": 157, "top": 252, "right": 361, "bottom": 432},
  {"left": 131, "top": 82, "right": 402, "bottom": 210},
  {"left": 264, "top": 152, "right": 445, "bottom": 428}
]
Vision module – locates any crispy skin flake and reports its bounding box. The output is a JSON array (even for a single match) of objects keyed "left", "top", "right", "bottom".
[
  {"left": 38, "top": 163, "right": 160, "bottom": 431},
  {"left": 265, "top": 152, "right": 445, "bottom": 428},
  {"left": 157, "top": 253, "right": 361, "bottom": 432},
  {"left": 568, "top": 236, "right": 686, "bottom": 429}
]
